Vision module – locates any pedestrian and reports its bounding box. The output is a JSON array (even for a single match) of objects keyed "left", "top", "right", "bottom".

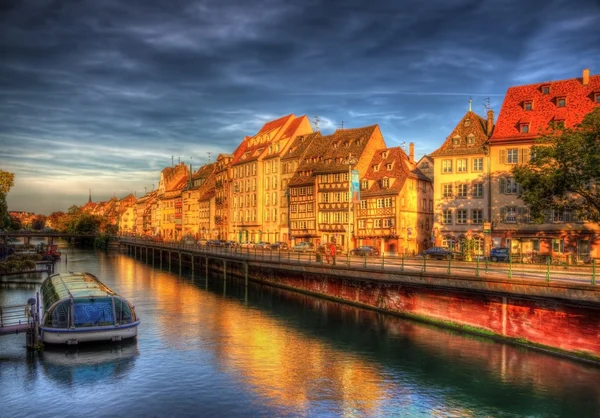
[
  {"left": 324, "top": 244, "right": 331, "bottom": 264},
  {"left": 329, "top": 241, "right": 337, "bottom": 265}
]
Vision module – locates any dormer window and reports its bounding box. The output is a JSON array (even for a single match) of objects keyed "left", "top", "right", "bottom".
[
  {"left": 373, "top": 164, "right": 380, "bottom": 172},
  {"left": 594, "top": 92, "right": 600, "bottom": 103},
  {"left": 382, "top": 151, "right": 388, "bottom": 158},
  {"left": 464, "top": 119, "right": 471, "bottom": 127},
  {"left": 520, "top": 123, "right": 530, "bottom": 133},
  {"left": 382, "top": 178, "right": 390, "bottom": 189},
  {"left": 524, "top": 101, "right": 533, "bottom": 111},
  {"left": 467, "top": 134, "right": 475, "bottom": 145},
  {"left": 361, "top": 179, "right": 368, "bottom": 190},
  {"left": 541, "top": 85, "right": 550, "bottom": 95},
  {"left": 452, "top": 136, "right": 461, "bottom": 146},
  {"left": 386, "top": 163, "right": 393, "bottom": 171},
  {"left": 557, "top": 96, "right": 566, "bottom": 107}
]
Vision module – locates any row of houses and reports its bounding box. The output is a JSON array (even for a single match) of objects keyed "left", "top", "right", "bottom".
[{"left": 89, "top": 69, "right": 598, "bottom": 259}]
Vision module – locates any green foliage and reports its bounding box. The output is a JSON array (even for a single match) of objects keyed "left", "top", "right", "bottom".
[
  {"left": 513, "top": 108, "right": 600, "bottom": 224},
  {"left": 0, "top": 170, "right": 14, "bottom": 194},
  {"left": 69, "top": 212, "right": 101, "bottom": 234},
  {"left": 0, "top": 170, "right": 14, "bottom": 229}
]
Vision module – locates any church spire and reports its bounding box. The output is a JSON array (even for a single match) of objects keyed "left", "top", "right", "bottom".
[
  {"left": 88, "top": 189, "right": 92, "bottom": 203},
  {"left": 468, "top": 98, "right": 472, "bottom": 112}
]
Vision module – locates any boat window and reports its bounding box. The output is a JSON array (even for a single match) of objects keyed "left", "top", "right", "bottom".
[
  {"left": 73, "top": 298, "right": 114, "bottom": 327},
  {"left": 45, "top": 300, "right": 70, "bottom": 328},
  {"left": 114, "top": 298, "right": 135, "bottom": 324}
]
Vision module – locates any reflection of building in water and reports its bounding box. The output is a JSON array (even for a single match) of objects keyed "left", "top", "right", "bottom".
[
  {"left": 146, "top": 272, "right": 389, "bottom": 416},
  {"left": 41, "top": 341, "right": 139, "bottom": 387}
]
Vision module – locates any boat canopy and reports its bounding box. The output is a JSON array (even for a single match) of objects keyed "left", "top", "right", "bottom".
[
  {"left": 40, "top": 272, "right": 116, "bottom": 312},
  {"left": 40, "top": 272, "right": 137, "bottom": 330}
]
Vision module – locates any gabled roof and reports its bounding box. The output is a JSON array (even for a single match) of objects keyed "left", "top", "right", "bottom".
[
  {"left": 430, "top": 110, "right": 491, "bottom": 157},
  {"left": 288, "top": 125, "right": 385, "bottom": 186},
  {"left": 491, "top": 71, "right": 600, "bottom": 143},
  {"left": 281, "top": 132, "right": 322, "bottom": 161},
  {"left": 231, "top": 115, "right": 298, "bottom": 165},
  {"left": 361, "top": 147, "right": 409, "bottom": 196}
]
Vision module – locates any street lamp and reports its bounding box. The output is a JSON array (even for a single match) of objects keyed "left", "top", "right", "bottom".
[{"left": 344, "top": 153, "right": 358, "bottom": 253}]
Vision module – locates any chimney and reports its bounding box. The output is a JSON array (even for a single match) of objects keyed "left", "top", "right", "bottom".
[
  {"left": 409, "top": 142, "right": 415, "bottom": 162},
  {"left": 487, "top": 109, "right": 494, "bottom": 137},
  {"left": 583, "top": 68, "right": 590, "bottom": 86}
]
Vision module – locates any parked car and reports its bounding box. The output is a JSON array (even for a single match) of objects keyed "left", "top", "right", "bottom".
[
  {"left": 489, "top": 247, "right": 510, "bottom": 262},
  {"left": 350, "top": 246, "right": 380, "bottom": 257},
  {"left": 223, "top": 240, "right": 237, "bottom": 248},
  {"left": 254, "top": 242, "right": 271, "bottom": 250},
  {"left": 270, "top": 242, "right": 289, "bottom": 250},
  {"left": 292, "top": 242, "right": 314, "bottom": 252},
  {"left": 238, "top": 241, "right": 254, "bottom": 248},
  {"left": 421, "top": 246, "right": 457, "bottom": 260}
]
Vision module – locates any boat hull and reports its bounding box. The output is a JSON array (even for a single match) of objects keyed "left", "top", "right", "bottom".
[{"left": 40, "top": 321, "right": 140, "bottom": 345}]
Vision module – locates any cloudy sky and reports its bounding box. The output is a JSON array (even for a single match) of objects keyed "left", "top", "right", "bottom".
[{"left": 1, "top": 0, "right": 599, "bottom": 214}]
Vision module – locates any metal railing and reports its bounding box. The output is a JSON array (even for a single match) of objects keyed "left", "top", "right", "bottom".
[
  {"left": 0, "top": 304, "right": 33, "bottom": 329},
  {"left": 119, "top": 238, "right": 598, "bottom": 285}
]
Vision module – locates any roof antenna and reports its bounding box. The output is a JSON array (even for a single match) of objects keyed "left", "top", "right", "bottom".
[
  {"left": 338, "top": 120, "right": 345, "bottom": 130},
  {"left": 483, "top": 97, "right": 491, "bottom": 112},
  {"left": 207, "top": 152, "right": 212, "bottom": 163},
  {"left": 468, "top": 97, "right": 472, "bottom": 112},
  {"left": 312, "top": 115, "right": 320, "bottom": 131},
  {"left": 171, "top": 155, "right": 174, "bottom": 167},
  {"left": 400, "top": 141, "right": 407, "bottom": 153}
]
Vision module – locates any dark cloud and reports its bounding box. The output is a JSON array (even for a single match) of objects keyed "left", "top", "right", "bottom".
[{"left": 1, "top": 0, "right": 599, "bottom": 213}]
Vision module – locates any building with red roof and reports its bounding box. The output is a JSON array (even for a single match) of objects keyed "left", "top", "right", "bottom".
[
  {"left": 489, "top": 68, "right": 600, "bottom": 260},
  {"left": 230, "top": 114, "right": 312, "bottom": 244}
]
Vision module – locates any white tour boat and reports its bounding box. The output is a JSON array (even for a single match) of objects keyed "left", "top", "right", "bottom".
[{"left": 39, "top": 272, "right": 140, "bottom": 345}]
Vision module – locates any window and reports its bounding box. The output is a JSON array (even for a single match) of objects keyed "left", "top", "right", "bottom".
[
  {"left": 552, "top": 239, "right": 564, "bottom": 253},
  {"left": 442, "top": 210, "right": 452, "bottom": 224},
  {"left": 452, "top": 136, "right": 461, "bottom": 146},
  {"left": 374, "top": 219, "right": 381, "bottom": 228},
  {"left": 442, "top": 159, "right": 452, "bottom": 173},
  {"left": 503, "top": 206, "right": 517, "bottom": 223},
  {"left": 442, "top": 184, "right": 453, "bottom": 198},
  {"left": 383, "top": 218, "right": 393, "bottom": 227},
  {"left": 333, "top": 174, "right": 341, "bottom": 182},
  {"left": 472, "top": 209, "right": 483, "bottom": 224},
  {"left": 595, "top": 93, "right": 600, "bottom": 103},
  {"left": 520, "top": 124, "right": 529, "bottom": 133},
  {"left": 524, "top": 101, "right": 533, "bottom": 111},
  {"left": 467, "top": 134, "right": 475, "bottom": 145},
  {"left": 473, "top": 157, "right": 483, "bottom": 172},
  {"left": 542, "top": 85, "right": 550, "bottom": 95},
  {"left": 373, "top": 165, "right": 379, "bottom": 172},
  {"left": 506, "top": 149, "right": 519, "bottom": 164},
  {"left": 322, "top": 193, "right": 329, "bottom": 203},
  {"left": 334, "top": 192, "right": 341, "bottom": 202},
  {"left": 457, "top": 184, "right": 468, "bottom": 198},
  {"left": 386, "top": 163, "right": 393, "bottom": 171},
  {"left": 382, "top": 178, "right": 390, "bottom": 188},
  {"left": 361, "top": 179, "right": 368, "bottom": 190},
  {"left": 472, "top": 183, "right": 484, "bottom": 198},
  {"left": 358, "top": 219, "right": 365, "bottom": 229},
  {"left": 557, "top": 97, "right": 566, "bottom": 107},
  {"left": 501, "top": 177, "right": 519, "bottom": 194},
  {"left": 360, "top": 200, "right": 367, "bottom": 209},
  {"left": 456, "top": 209, "right": 467, "bottom": 224},
  {"left": 457, "top": 158, "right": 468, "bottom": 172}
]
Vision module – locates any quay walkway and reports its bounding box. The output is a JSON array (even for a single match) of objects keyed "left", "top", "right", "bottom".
[{"left": 118, "top": 238, "right": 598, "bottom": 286}]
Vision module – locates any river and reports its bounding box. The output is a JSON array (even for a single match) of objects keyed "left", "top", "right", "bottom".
[{"left": 1, "top": 244, "right": 599, "bottom": 417}]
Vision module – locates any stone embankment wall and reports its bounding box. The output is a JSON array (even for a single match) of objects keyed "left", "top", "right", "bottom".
[{"left": 219, "top": 260, "right": 600, "bottom": 362}]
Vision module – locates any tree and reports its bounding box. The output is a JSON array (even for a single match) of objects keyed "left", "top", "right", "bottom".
[
  {"left": 0, "top": 170, "right": 14, "bottom": 230},
  {"left": 0, "top": 170, "right": 14, "bottom": 194},
  {"left": 513, "top": 108, "right": 600, "bottom": 224}
]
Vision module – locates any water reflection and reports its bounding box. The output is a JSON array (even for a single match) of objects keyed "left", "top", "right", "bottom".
[
  {"left": 140, "top": 267, "right": 600, "bottom": 416},
  {"left": 2, "top": 248, "right": 599, "bottom": 417},
  {"left": 40, "top": 341, "right": 139, "bottom": 387}
]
